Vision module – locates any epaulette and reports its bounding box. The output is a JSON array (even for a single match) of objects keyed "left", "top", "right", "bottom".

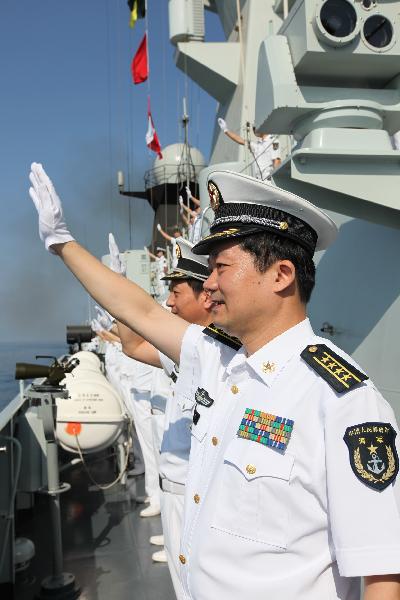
[
  {"left": 203, "top": 324, "right": 242, "bottom": 351},
  {"left": 301, "top": 343, "right": 368, "bottom": 394}
]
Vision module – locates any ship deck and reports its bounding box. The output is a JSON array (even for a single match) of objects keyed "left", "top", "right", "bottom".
[{"left": 15, "top": 452, "right": 175, "bottom": 600}]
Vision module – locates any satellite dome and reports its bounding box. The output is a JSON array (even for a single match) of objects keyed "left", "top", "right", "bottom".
[{"left": 152, "top": 143, "right": 206, "bottom": 185}]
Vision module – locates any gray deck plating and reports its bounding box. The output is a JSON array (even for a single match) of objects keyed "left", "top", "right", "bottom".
[{"left": 15, "top": 455, "right": 175, "bottom": 600}]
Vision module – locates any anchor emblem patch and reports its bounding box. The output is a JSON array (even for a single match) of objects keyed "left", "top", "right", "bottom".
[{"left": 343, "top": 422, "right": 398, "bottom": 491}]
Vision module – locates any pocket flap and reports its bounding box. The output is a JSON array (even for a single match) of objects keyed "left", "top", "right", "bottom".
[
  {"left": 176, "top": 392, "right": 195, "bottom": 412},
  {"left": 224, "top": 437, "right": 294, "bottom": 481},
  {"left": 190, "top": 414, "right": 209, "bottom": 442}
]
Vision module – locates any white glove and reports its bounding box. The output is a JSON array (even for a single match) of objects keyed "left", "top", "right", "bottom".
[
  {"left": 185, "top": 185, "right": 192, "bottom": 201},
  {"left": 28, "top": 162, "right": 75, "bottom": 253},
  {"left": 156, "top": 223, "right": 162, "bottom": 232},
  {"left": 108, "top": 233, "right": 126, "bottom": 276},
  {"left": 91, "top": 318, "right": 102, "bottom": 333},
  {"left": 217, "top": 118, "right": 228, "bottom": 133},
  {"left": 179, "top": 196, "right": 184, "bottom": 207},
  {"left": 94, "top": 305, "right": 114, "bottom": 331}
]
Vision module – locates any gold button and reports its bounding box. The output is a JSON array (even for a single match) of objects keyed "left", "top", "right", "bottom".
[
  {"left": 212, "top": 436, "right": 218, "bottom": 446},
  {"left": 262, "top": 361, "right": 276, "bottom": 374},
  {"left": 308, "top": 346, "right": 318, "bottom": 353},
  {"left": 193, "top": 494, "right": 200, "bottom": 504},
  {"left": 231, "top": 384, "right": 239, "bottom": 394},
  {"left": 279, "top": 221, "right": 288, "bottom": 230},
  {"left": 246, "top": 464, "right": 256, "bottom": 475},
  {"left": 179, "top": 554, "right": 186, "bottom": 565}
]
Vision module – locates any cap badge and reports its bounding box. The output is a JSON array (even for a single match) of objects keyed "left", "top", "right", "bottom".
[
  {"left": 208, "top": 180, "right": 222, "bottom": 211},
  {"left": 175, "top": 243, "right": 181, "bottom": 259},
  {"left": 238, "top": 408, "right": 294, "bottom": 452}
]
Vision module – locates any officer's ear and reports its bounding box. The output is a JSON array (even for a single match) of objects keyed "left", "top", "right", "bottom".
[
  {"left": 200, "top": 289, "right": 213, "bottom": 310},
  {"left": 270, "top": 259, "right": 296, "bottom": 295}
]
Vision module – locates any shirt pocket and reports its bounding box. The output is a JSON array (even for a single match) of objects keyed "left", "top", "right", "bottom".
[
  {"left": 210, "top": 436, "right": 294, "bottom": 550},
  {"left": 190, "top": 407, "right": 210, "bottom": 443}
]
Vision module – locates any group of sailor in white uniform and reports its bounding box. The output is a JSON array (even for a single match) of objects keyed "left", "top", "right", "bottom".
[{"left": 28, "top": 161, "right": 400, "bottom": 600}]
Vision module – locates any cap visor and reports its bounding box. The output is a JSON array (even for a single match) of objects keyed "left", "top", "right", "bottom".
[{"left": 192, "top": 226, "right": 264, "bottom": 255}]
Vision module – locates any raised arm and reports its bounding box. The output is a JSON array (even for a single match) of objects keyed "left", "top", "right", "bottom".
[
  {"left": 185, "top": 186, "right": 200, "bottom": 207},
  {"left": 117, "top": 321, "right": 162, "bottom": 368},
  {"left": 364, "top": 575, "right": 400, "bottom": 600},
  {"left": 179, "top": 198, "right": 197, "bottom": 218},
  {"left": 157, "top": 223, "right": 173, "bottom": 242},
  {"left": 218, "top": 118, "right": 245, "bottom": 145},
  {"left": 28, "top": 163, "right": 188, "bottom": 364}
]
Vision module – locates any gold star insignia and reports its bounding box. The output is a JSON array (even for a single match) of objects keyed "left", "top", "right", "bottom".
[
  {"left": 262, "top": 361, "right": 276, "bottom": 374},
  {"left": 367, "top": 443, "right": 378, "bottom": 455}
]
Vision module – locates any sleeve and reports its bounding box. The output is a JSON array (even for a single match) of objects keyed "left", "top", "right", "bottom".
[
  {"left": 158, "top": 350, "right": 175, "bottom": 378},
  {"left": 325, "top": 383, "right": 400, "bottom": 577},
  {"left": 174, "top": 324, "right": 204, "bottom": 408}
]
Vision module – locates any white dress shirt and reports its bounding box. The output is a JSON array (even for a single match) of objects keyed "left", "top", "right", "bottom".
[
  {"left": 175, "top": 319, "right": 400, "bottom": 600},
  {"left": 250, "top": 135, "right": 280, "bottom": 180},
  {"left": 158, "top": 352, "right": 192, "bottom": 486}
]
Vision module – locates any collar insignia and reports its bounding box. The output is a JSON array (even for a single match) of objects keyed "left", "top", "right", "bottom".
[
  {"left": 203, "top": 324, "right": 242, "bottom": 351},
  {"left": 301, "top": 344, "right": 368, "bottom": 393},
  {"left": 238, "top": 408, "right": 294, "bottom": 452},
  {"left": 343, "top": 422, "right": 398, "bottom": 491},
  {"left": 208, "top": 180, "right": 222, "bottom": 211},
  {"left": 195, "top": 387, "right": 214, "bottom": 408}
]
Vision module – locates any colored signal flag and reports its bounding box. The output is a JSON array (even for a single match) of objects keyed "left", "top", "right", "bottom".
[
  {"left": 146, "top": 111, "right": 162, "bottom": 159},
  {"left": 131, "top": 34, "right": 148, "bottom": 84},
  {"left": 127, "top": 0, "right": 146, "bottom": 28}
]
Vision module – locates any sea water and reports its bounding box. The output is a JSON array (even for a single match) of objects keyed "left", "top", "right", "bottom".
[{"left": 0, "top": 342, "right": 67, "bottom": 411}]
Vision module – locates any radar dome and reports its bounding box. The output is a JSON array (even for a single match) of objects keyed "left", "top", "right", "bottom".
[{"left": 153, "top": 143, "right": 206, "bottom": 185}]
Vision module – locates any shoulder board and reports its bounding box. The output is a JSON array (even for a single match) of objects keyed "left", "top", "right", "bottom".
[
  {"left": 203, "top": 324, "right": 242, "bottom": 351},
  {"left": 301, "top": 344, "right": 368, "bottom": 394}
]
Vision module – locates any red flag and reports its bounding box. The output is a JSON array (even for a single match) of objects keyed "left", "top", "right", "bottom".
[
  {"left": 146, "top": 111, "right": 162, "bottom": 158},
  {"left": 131, "top": 34, "right": 148, "bottom": 84}
]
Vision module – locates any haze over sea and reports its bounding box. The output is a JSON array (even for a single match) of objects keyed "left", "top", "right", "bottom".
[{"left": 0, "top": 342, "right": 67, "bottom": 411}]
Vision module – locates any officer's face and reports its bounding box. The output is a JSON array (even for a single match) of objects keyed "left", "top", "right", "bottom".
[
  {"left": 166, "top": 281, "right": 211, "bottom": 324},
  {"left": 205, "top": 241, "right": 294, "bottom": 339}
]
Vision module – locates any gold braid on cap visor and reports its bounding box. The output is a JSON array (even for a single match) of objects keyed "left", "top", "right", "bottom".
[{"left": 211, "top": 202, "right": 318, "bottom": 254}]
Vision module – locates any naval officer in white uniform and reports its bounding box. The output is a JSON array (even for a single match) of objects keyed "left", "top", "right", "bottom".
[
  {"left": 28, "top": 162, "right": 400, "bottom": 599},
  {"left": 117, "top": 238, "right": 214, "bottom": 598},
  {"left": 218, "top": 117, "right": 281, "bottom": 180}
]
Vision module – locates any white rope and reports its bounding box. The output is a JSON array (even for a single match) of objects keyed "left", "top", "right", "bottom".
[{"left": 73, "top": 421, "right": 132, "bottom": 491}]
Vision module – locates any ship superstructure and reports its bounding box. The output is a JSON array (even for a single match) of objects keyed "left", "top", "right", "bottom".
[{"left": 1, "top": 1, "right": 400, "bottom": 597}]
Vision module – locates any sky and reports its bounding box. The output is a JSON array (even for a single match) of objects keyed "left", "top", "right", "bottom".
[{"left": 0, "top": 1, "right": 224, "bottom": 343}]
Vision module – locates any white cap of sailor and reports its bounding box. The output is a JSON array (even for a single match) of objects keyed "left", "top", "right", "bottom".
[
  {"left": 192, "top": 171, "right": 338, "bottom": 256},
  {"left": 161, "top": 237, "right": 209, "bottom": 282}
]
